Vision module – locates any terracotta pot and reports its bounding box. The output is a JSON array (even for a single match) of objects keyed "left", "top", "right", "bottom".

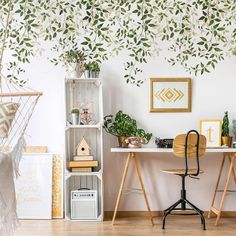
[
  {"left": 221, "top": 136, "right": 233, "bottom": 147},
  {"left": 117, "top": 136, "right": 128, "bottom": 148}
]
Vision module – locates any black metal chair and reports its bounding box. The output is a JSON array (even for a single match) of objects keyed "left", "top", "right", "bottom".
[{"left": 160, "top": 130, "right": 207, "bottom": 230}]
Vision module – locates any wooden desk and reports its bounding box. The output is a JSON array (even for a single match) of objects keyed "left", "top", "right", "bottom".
[{"left": 111, "top": 147, "right": 236, "bottom": 225}]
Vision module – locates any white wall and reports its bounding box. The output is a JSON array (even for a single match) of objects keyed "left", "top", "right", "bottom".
[
  {"left": 23, "top": 52, "right": 66, "bottom": 153},
  {"left": 102, "top": 54, "right": 236, "bottom": 211},
  {"left": 22, "top": 48, "right": 236, "bottom": 211}
]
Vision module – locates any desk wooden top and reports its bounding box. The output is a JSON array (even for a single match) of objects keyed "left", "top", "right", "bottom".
[{"left": 111, "top": 147, "right": 236, "bottom": 153}]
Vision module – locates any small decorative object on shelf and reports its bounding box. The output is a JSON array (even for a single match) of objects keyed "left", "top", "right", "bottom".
[
  {"left": 103, "top": 110, "right": 152, "bottom": 147},
  {"left": 221, "top": 111, "right": 232, "bottom": 147},
  {"left": 63, "top": 50, "right": 85, "bottom": 78},
  {"left": 69, "top": 138, "right": 98, "bottom": 172},
  {"left": 155, "top": 138, "right": 174, "bottom": 148},
  {"left": 68, "top": 160, "right": 98, "bottom": 173},
  {"left": 68, "top": 161, "right": 98, "bottom": 168},
  {"left": 73, "top": 155, "right": 93, "bottom": 161},
  {"left": 84, "top": 62, "right": 100, "bottom": 78},
  {"left": 80, "top": 109, "right": 96, "bottom": 125},
  {"left": 76, "top": 137, "right": 90, "bottom": 156},
  {"left": 71, "top": 190, "right": 98, "bottom": 220},
  {"left": 71, "top": 167, "right": 92, "bottom": 172},
  {"left": 125, "top": 137, "right": 145, "bottom": 148},
  {"left": 71, "top": 108, "right": 80, "bottom": 125}
]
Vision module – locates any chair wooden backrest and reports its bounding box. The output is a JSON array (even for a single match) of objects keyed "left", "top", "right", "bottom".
[{"left": 173, "top": 133, "right": 206, "bottom": 159}]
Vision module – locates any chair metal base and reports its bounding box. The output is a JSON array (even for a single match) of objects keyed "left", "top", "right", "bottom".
[{"left": 162, "top": 176, "right": 206, "bottom": 230}]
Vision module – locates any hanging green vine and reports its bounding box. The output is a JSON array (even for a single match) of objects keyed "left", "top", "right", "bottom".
[{"left": 0, "top": 0, "right": 235, "bottom": 86}]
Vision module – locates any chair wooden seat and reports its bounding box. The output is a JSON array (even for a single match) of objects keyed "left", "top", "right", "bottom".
[{"left": 161, "top": 168, "right": 204, "bottom": 175}]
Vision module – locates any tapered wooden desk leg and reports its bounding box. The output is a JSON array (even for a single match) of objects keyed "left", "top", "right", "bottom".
[
  {"left": 132, "top": 153, "right": 154, "bottom": 225},
  {"left": 215, "top": 156, "right": 235, "bottom": 226},
  {"left": 112, "top": 153, "right": 131, "bottom": 225},
  {"left": 208, "top": 156, "right": 226, "bottom": 219},
  {"left": 228, "top": 156, "right": 236, "bottom": 185}
]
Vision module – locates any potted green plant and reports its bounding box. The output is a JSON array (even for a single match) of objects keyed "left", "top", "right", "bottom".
[
  {"left": 91, "top": 62, "right": 100, "bottom": 78},
  {"left": 222, "top": 111, "right": 232, "bottom": 147},
  {"left": 103, "top": 110, "right": 152, "bottom": 147},
  {"left": 71, "top": 108, "right": 80, "bottom": 125},
  {"left": 84, "top": 61, "right": 100, "bottom": 78},
  {"left": 84, "top": 62, "right": 92, "bottom": 78},
  {"left": 63, "top": 50, "right": 85, "bottom": 78}
]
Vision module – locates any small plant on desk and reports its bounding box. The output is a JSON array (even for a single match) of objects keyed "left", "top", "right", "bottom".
[
  {"left": 221, "top": 111, "right": 232, "bottom": 147},
  {"left": 103, "top": 110, "right": 152, "bottom": 148}
]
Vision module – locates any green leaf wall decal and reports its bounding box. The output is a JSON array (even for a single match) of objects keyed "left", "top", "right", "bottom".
[{"left": 0, "top": 0, "right": 235, "bottom": 86}]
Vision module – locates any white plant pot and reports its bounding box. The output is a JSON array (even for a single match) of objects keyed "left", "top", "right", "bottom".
[
  {"left": 76, "top": 61, "right": 84, "bottom": 78},
  {"left": 71, "top": 113, "right": 80, "bottom": 125},
  {"left": 66, "top": 63, "right": 77, "bottom": 78},
  {"left": 66, "top": 62, "right": 84, "bottom": 78},
  {"left": 91, "top": 71, "right": 99, "bottom": 78},
  {"left": 84, "top": 70, "right": 90, "bottom": 79}
]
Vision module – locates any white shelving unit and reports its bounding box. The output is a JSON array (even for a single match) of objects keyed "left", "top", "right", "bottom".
[{"left": 64, "top": 78, "right": 103, "bottom": 221}]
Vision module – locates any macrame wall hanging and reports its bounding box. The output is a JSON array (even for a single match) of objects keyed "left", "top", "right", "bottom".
[{"left": 0, "top": 2, "right": 42, "bottom": 236}]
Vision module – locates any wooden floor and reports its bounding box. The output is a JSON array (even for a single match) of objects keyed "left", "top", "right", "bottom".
[{"left": 14, "top": 216, "right": 236, "bottom": 236}]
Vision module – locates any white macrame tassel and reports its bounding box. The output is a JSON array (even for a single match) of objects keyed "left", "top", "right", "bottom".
[
  {"left": 0, "top": 136, "right": 25, "bottom": 236},
  {"left": 11, "top": 136, "right": 26, "bottom": 178}
]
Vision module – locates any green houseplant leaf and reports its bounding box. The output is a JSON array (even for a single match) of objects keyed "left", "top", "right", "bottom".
[{"left": 222, "top": 111, "right": 229, "bottom": 137}]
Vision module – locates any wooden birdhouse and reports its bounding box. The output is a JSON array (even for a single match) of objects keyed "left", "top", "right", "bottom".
[{"left": 76, "top": 137, "right": 90, "bottom": 156}]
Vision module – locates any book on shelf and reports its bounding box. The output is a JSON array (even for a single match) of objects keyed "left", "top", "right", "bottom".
[
  {"left": 71, "top": 167, "right": 92, "bottom": 172},
  {"left": 73, "top": 155, "right": 93, "bottom": 161},
  {"left": 68, "top": 160, "right": 98, "bottom": 168}
]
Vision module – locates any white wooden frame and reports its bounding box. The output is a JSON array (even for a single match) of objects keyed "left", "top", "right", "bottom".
[
  {"left": 15, "top": 153, "right": 53, "bottom": 219},
  {"left": 64, "top": 78, "right": 104, "bottom": 221}
]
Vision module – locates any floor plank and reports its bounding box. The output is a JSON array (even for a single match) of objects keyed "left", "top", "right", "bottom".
[{"left": 14, "top": 216, "right": 236, "bottom": 236}]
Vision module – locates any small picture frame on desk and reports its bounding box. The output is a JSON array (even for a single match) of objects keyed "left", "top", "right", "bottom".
[
  {"left": 149, "top": 78, "right": 191, "bottom": 112},
  {"left": 199, "top": 120, "right": 222, "bottom": 147}
]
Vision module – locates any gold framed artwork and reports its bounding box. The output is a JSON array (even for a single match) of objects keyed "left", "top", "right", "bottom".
[
  {"left": 149, "top": 78, "right": 191, "bottom": 112},
  {"left": 199, "top": 120, "right": 222, "bottom": 147}
]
